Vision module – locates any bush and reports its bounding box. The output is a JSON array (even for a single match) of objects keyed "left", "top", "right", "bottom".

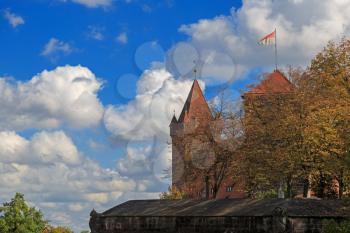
[
  {"left": 323, "top": 219, "right": 350, "bottom": 233},
  {"left": 255, "top": 189, "right": 278, "bottom": 199}
]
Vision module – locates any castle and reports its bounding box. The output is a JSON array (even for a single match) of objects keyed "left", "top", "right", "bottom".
[
  {"left": 170, "top": 70, "right": 295, "bottom": 198},
  {"left": 89, "top": 70, "right": 349, "bottom": 233}
]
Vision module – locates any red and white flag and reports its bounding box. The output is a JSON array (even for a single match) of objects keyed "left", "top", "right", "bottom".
[{"left": 258, "top": 30, "right": 276, "bottom": 45}]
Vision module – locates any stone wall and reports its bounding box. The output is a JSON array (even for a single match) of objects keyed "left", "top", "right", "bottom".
[{"left": 90, "top": 214, "right": 346, "bottom": 233}]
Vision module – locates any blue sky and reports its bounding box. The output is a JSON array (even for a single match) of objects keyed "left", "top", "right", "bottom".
[
  {"left": 0, "top": 0, "right": 242, "bottom": 166},
  {"left": 0, "top": 0, "right": 242, "bottom": 105},
  {"left": 1, "top": 0, "right": 349, "bottom": 231}
]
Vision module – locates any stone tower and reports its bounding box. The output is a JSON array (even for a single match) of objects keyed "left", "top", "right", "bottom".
[
  {"left": 170, "top": 80, "right": 246, "bottom": 199},
  {"left": 170, "top": 80, "right": 213, "bottom": 196}
]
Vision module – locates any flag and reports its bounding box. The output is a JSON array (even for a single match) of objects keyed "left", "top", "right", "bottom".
[{"left": 258, "top": 30, "right": 276, "bottom": 45}]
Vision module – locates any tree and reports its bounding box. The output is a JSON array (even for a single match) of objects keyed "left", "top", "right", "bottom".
[
  {"left": 47, "top": 226, "right": 74, "bottom": 233},
  {"left": 240, "top": 39, "right": 350, "bottom": 199},
  {"left": 241, "top": 72, "right": 305, "bottom": 197},
  {"left": 160, "top": 185, "right": 187, "bottom": 200},
  {"left": 302, "top": 38, "right": 350, "bottom": 198},
  {"left": 0, "top": 193, "right": 46, "bottom": 233}
]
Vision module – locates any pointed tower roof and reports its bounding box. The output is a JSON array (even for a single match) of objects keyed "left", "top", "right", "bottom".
[
  {"left": 170, "top": 114, "right": 178, "bottom": 125},
  {"left": 245, "top": 70, "right": 295, "bottom": 96},
  {"left": 178, "top": 80, "right": 213, "bottom": 123}
]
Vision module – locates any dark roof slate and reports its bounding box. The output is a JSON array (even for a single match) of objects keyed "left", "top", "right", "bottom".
[{"left": 100, "top": 198, "right": 350, "bottom": 217}]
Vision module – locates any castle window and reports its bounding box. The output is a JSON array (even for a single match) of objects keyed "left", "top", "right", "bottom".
[{"left": 226, "top": 186, "right": 233, "bottom": 192}]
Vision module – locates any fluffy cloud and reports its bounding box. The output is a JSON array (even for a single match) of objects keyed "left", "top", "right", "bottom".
[
  {"left": 41, "top": 38, "right": 74, "bottom": 61},
  {"left": 0, "top": 67, "right": 180, "bottom": 231},
  {"left": 116, "top": 139, "right": 172, "bottom": 185},
  {"left": 62, "top": 0, "right": 113, "bottom": 8},
  {"left": 0, "top": 131, "right": 137, "bottom": 196},
  {"left": 172, "top": 0, "right": 350, "bottom": 83},
  {"left": 104, "top": 67, "right": 201, "bottom": 194},
  {"left": 116, "top": 32, "right": 128, "bottom": 44},
  {"left": 0, "top": 131, "right": 80, "bottom": 165},
  {"left": 3, "top": 9, "right": 24, "bottom": 28},
  {"left": 0, "top": 130, "right": 145, "bottom": 232},
  {"left": 104, "top": 67, "right": 200, "bottom": 140},
  {"left": 87, "top": 25, "right": 105, "bottom": 40},
  {"left": 0, "top": 65, "right": 104, "bottom": 131}
]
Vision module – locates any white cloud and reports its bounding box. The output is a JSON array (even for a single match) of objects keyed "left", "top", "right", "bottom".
[
  {"left": 68, "top": 203, "right": 84, "bottom": 212},
  {"left": 103, "top": 67, "right": 204, "bottom": 192},
  {"left": 0, "top": 131, "right": 81, "bottom": 165},
  {"left": 0, "top": 66, "right": 178, "bottom": 230},
  {"left": 0, "top": 65, "right": 104, "bottom": 131},
  {"left": 87, "top": 25, "right": 105, "bottom": 40},
  {"left": 62, "top": 0, "right": 113, "bottom": 8},
  {"left": 41, "top": 38, "right": 74, "bottom": 61},
  {"left": 0, "top": 130, "right": 162, "bottom": 232},
  {"left": 114, "top": 138, "right": 171, "bottom": 192},
  {"left": 116, "top": 32, "right": 128, "bottom": 44},
  {"left": 104, "top": 67, "right": 199, "bottom": 140},
  {"left": 174, "top": 0, "right": 350, "bottom": 83},
  {"left": 87, "top": 139, "right": 106, "bottom": 150},
  {"left": 142, "top": 4, "right": 153, "bottom": 13},
  {"left": 3, "top": 9, "right": 24, "bottom": 28}
]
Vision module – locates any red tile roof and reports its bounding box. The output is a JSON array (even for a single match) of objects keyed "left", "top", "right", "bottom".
[
  {"left": 245, "top": 70, "right": 295, "bottom": 96},
  {"left": 178, "top": 80, "right": 213, "bottom": 123}
]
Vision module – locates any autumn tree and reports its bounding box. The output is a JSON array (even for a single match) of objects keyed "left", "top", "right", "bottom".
[
  {"left": 240, "top": 38, "right": 350, "bottom": 199},
  {"left": 240, "top": 70, "right": 306, "bottom": 198},
  {"left": 44, "top": 226, "right": 74, "bottom": 233},
  {"left": 159, "top": 185, "right": 187, "bottom": 200},
  {"left": 301, "top": 38, "right": 350, "bottom": 198}
]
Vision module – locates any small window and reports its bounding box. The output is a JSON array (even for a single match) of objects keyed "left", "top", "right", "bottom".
[
  {"left": 226, "top": 186, "right": 233, "bottom": 192},
  {"left": 210, "top": 188, "right": 214, "bottom": 194}
]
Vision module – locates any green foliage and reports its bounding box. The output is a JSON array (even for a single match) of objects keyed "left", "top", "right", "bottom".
[
  {"left": 0, "top": 193, "right": 46, "bottom": 233},
  {"left": 323, "top": 219, "right": 350, "bottom": 233},
  {"left": 255, "top": 189, "right": 278, "bottom": 199},
  {"left": 160, "top": 186, "right": 187, "bottom": 200},
  {"left": 80, "top": 231, "right": 90, "bottom": 233},
  {"left": 49, "top": 226, "right": 74, "bottom": 233}
]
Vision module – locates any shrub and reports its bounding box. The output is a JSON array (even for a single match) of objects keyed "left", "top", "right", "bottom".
[{"left": 322, "top": 219, "right": 350, "bottom": 233}]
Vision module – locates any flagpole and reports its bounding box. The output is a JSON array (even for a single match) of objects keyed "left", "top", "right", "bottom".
[{"left": 275, "top": 28, "right": 278, "bottom": 71}]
